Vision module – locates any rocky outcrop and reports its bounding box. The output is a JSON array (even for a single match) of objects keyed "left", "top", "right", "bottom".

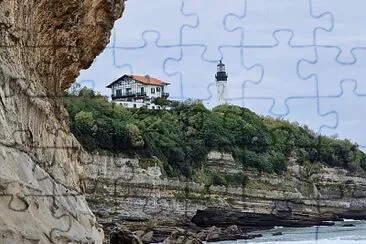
[
  {"left": 191, "top": 208, "right": 336, "bottom": 228},
  {"left": 110, "top": 229, "right": 143, "bottom": 244},
  {"left": 196, "top": 225, "right": 262, "bottom": 242},
  {"left": 84, "top": 152, "right": 366, "bottom": 241},
  {"left": 163, "top": 228, "right": 202, "bottom": 244},
  {"left": 206, "top": 151, "right": 241, "bottom": 174},
  {"left": 0, "top": 0, "right": 124, "bottom": 242}
]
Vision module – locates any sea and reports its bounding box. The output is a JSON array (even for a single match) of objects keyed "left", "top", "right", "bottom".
[{"left": 212, "top": 220, "right": 366, "bottom": 244}]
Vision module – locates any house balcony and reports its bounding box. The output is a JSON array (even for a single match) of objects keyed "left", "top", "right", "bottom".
[
  {"left": 112, "top": 92, "right": 147, "bottom": 100},
  {"left": 162, "top": 92, "right": 169, "bottom": 98}
]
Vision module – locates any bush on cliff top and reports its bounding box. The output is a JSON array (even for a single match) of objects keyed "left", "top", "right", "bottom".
[{"left": 64, "top": 88, "right": 366, "bottom": 180}]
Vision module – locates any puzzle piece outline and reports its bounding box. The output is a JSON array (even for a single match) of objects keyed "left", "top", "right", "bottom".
[{"left": 224, "top": 0, "right": 333, "bottom": 47}]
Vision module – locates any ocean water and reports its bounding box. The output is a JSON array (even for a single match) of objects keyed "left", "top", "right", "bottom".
[{"left": 214, "top": 220, "right": 366, "bottom": 244}]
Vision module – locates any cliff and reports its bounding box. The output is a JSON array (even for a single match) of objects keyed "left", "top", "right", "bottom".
[
  {"left": 0, "top": 0, "right": 124, "bottom": 242},
  {"left": 83, "top": 151, "right": 366, "bottom": 241}
]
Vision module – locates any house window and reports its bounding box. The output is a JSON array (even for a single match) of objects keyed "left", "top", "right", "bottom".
[
  {"left": 116, "top": 89, "right": 122, "bottom": 97},
  {"left": 140, "top": 87, "right": 144, "bottom": 94},
  {"left": 133, "top": 104, "right": 137, "bottom": 108},
  {"left": 151, "top": 88, "right": 155, "bottom": 94},
  {"left": 156, "top": 87, "right": 161, "bottom": 92},
  {"left": 126, "top": 88, "right": 131, "bottom": 95}
]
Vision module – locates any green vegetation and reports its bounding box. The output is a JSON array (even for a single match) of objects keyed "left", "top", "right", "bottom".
[
  {"left": 64, "top": 88, "right": 366, "bottom": 183},
  {"left": 202, "top": 170, "right": 249, "bottom": 187},
  {"left": 173, "top": 191, "right": 215, "bottom": 204}
]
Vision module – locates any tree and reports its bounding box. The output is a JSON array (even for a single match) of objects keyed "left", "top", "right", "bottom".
[
  {"left": 126, "top": 124, "right": 144, "bottom": 148},
  {"left": 75, "top": 111, "right": 95, "bottom": 129}
]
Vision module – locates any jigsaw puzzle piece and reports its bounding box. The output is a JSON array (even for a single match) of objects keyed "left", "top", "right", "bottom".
[
  {"left": 165, "top": 45, "right": 262, "bottom": 105},
  {"left": 164, "top": 45, "right": 216, "bottom": 102},
  {"left": 243, "top": 31, "right": 317, "bottom": 115},
  {"left": 298, "top": 47, "right": 366, "bottom": 96},
  {"left": 318, "top": 81, "right": 366, "bottom": 147},
  {"left": 313, "top": 0, "right": 366, "bottom": 63},
  {"left": 112, "top": 0, "right": 195, "bottom": 47},
  {"left": 76, "top": 47, "right": 131, "bottom": 95},
  {"left": 219, "top": 46, "right": 263, "bottom": 102},
  {"left": 243, "top": 95, "right": 335, "bottom": 133},
  {"left": 241, "top": 98, "right": 276, "bottom": 117},
  {"left": 181, "top": 0, "right": 245, "bottom": 61},
  {"left": 225, "top": 0, "right": 331, "bottom": 47},
  {"left": 283, "top": 97, "right": 337, "bottom": 134}
]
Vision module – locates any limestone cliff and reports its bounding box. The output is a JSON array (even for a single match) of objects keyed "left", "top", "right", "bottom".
[
  {"left": 84, "top": 151, "right": 366, "bottom": 241},
  {"left": 0, "top": 0, "right": 124, "bottom": 243}
]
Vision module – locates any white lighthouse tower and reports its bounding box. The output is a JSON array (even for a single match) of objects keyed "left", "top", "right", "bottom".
[{"left": 215, "top": 60, "right": 228, "bottom": 105}]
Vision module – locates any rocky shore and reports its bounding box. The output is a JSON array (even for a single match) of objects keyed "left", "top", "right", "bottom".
[
  {"left": 108, "top": 224, "right": 264, "bottom": 243},
  {"left": 106, "top": 218, "right": 366, "bottom": 244}
]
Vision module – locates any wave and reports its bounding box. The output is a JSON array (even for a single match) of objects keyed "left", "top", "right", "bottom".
[{"left": 343, "top": 219, "right": 361, "bottom": 222}]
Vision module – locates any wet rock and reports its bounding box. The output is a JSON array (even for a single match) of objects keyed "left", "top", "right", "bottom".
[
  {"left": 163, "top": 228, "right": 203, "bottom": 244},
  {"left": 110, "top": 229, "right": 143, "bottom": 244},
  {"left": 246, "top": 234, "right": 263, "bottom": 239},
  {"left": 206, "top": 226, "right": 222, "bottom": 241},
  {"left": 272, "top": 231, "right": 283, "bottom": 236},
  {"left": 141, "top": 231, "right": 154, "bottom": 243},
  {"left": 196, "top": 231, "right": 207, "bottom": 241},
  {"left": 206, "top": 233, "right": 220, "bottom": 242},
  {"left": 201, "top": 225, "right": 263, "bottom": 242},
  {"left": 134, "top": 230, "right": 145, "bottom": 238},
  {"left": 223, "top": 225, "right": 242, "bottom": 235},
  {"left": 343, "top": 223, "right": 355, "bottom": 227}
]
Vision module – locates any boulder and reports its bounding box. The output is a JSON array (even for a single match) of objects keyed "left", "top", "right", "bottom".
[
  {"left": 134, "top": 230, "right": 146, "bottom": 238},
  {"left": 196, "top": 231, "right": 207, "bottom": 240},
  {"left": 141, "top": 231, "right": 154, "bottom": 243},
  {"left": 110, "top": 229, "right": 143, "bottom": 244},
  {"left": 163, "top": 228, "right": 203, "bottom": 244},
  {"left": 223, "top": 225, "right": 242, "bottom": 235},
  {"left": 272, "top": 231, "right": 283, "bottom": 236},
  {"left": 205, "top": 226, "right": 222, "bottom": 242},
  {"left": 164, "top": 236, "right": 202, "bottom": 244}
]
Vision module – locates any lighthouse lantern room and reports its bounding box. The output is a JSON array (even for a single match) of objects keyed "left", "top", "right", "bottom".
[{"left": 215, "top": 60, "right": 228, "bottom": 105}]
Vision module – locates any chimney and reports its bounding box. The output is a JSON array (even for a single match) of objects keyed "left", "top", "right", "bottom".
[{"left": 145, "top": 74, "right": 150, "bottom": 83}]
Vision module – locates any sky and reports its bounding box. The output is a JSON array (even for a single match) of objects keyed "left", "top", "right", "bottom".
[{"left": 76, "top": 0, "right": 366, "bottom": 149}]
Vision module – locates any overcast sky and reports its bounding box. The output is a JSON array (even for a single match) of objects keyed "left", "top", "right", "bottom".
[{"left": 77, "top": 0, "right": 366, "bottom": 148}]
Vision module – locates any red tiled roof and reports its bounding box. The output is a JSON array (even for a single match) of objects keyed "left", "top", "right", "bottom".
[
  {"left": 106, "top": 74, "right": 170, "bottom": 88},
  {"left": 128, "top": 75, "right": 168, "bottom": 86}
]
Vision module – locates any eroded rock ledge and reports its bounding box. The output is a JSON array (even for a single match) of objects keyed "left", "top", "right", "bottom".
[
  {"left": 83, "top": 152, "right": 366, "bottom": 242},
  {"left": 0, "top": 0, "right": 124, "bottom": 242}
]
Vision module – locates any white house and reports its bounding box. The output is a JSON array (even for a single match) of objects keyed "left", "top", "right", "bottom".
[{"left": 106, "top": 74, "right": 170, "bottom": 109}]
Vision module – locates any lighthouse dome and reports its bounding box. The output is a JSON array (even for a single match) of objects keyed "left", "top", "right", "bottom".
[{"left": 217, "top": 60, "right": 226, "bottom": 72}]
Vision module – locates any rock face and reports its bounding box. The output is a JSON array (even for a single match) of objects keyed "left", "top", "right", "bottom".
[
  {"left": 0, "top": 0, "right": 124, "bottom": 243},
  {"left": 191, "top": 208, "right": 336, "bottom": 228},
  {"left": 83, "top": 154, "right": 209, "bottom": 223},
  {"left": 84, "top": 152, "right": 366, "bottom": 239}
]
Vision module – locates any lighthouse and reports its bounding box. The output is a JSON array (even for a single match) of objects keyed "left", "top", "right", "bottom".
[{"left": 215, "top": 60, "right": 228, "bottom": 105}]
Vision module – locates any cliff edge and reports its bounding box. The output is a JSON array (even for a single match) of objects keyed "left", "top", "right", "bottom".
[{"left": 0, "top": 0, "right": 124, "bottom": 242}]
